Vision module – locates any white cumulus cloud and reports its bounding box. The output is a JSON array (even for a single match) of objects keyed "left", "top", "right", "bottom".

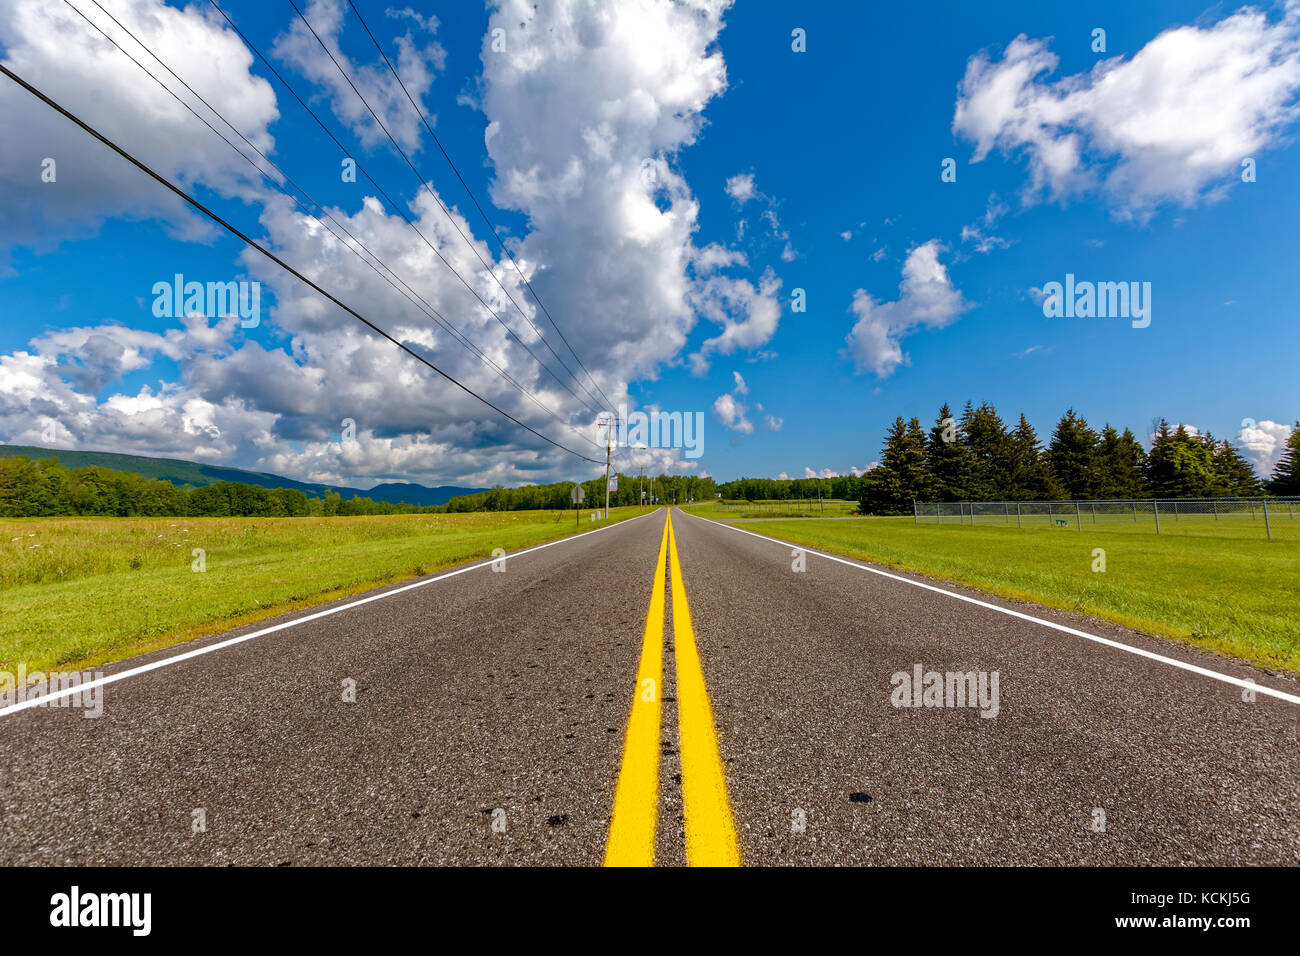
[
  {"left": 1237, "top": 419, "right": 1293, "bottom": 477},
  {"left": 844, "top": 240, "right": 971, "bottom": 378},
  {"left": 712, "top": 391, "right": 752, "bottom": 434},
  {"left": 953, "top": 4, "right": 1300, "bottom": 219}
]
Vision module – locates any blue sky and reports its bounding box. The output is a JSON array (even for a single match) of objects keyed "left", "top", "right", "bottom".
[{"left": 1, "top": 0, "right": 1297, "bottom": 487}]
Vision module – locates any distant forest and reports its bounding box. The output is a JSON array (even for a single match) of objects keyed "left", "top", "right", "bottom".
[{"left": 0, "top": 455, "right": 717, "bottom": 518}]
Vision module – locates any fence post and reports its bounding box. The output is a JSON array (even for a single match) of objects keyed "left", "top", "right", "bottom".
[
  {"left": 1213, "top": 500, "right": 1218, "bottom": 520},
  {"left": 1004, "top": 502, "right": 1010, "bottom": 524},
  {"left": 1132, "top": 501, "right": 1137, "bottom": 522},
  {"left": 1173, "top": 500, "right": 1179, "bottom": 521},
  {"left": 1263, "top": 498, "right": 1272, "bottom": 540},
  {"left": 913, "top": 500, "right": 918, "bottom": 524},
  {"left": 1075, "top": 500, "right": 1082, "bottom": 530},
  {"left": 1091, "top": 502, "right": 1097, "bottom": 524},
  {"left": 936, "top": 503, "right": 941, "bottom": 524},
  {"left": 1048, "top": 501, "right": 1053, "bottom": 526},
  {"left": 1250, "top": 500, "right": 1255, "bottom": 520},
  {"left": 1154, "top": 500, "right": 1161, "bottom": 534},
  {"left": 1016, "top": 502, "right": 1022, "bottom": 529}
]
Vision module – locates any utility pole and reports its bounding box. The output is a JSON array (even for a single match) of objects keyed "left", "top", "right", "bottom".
[
  {"left": 600, "top": 413, "right": 620, "bottom": 520},
  {"left": 603, "top": 432, "right": 611, "bottom": 520}
]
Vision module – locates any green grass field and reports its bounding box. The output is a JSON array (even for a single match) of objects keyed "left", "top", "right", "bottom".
[
  {"left": 710, "top": 498, "right": 860, "bottom": 518},
  {"left": 683, "top": 503, "right": 1300, "bottom": 673},
  {"left": 0, "top": 507, "right": 647, "bottom": 676}
]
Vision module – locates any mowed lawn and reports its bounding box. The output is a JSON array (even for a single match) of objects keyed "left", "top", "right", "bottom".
[
  {"left": 710, "top": 499, "right": 860, "bottom": 518},
  {"left": 1, "top": 507, "right": 647, "bottom": 675},
  {"left": 684, "top": 506, "right": 1300, "bottom": 673}
]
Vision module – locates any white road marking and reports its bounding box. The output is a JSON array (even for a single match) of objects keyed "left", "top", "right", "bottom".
[
  {"left": 0, "top": 509, "right": 663, "bottom": 719},
  {"left": 678, "top": 508, "right": 1300, "bottom": 707}
]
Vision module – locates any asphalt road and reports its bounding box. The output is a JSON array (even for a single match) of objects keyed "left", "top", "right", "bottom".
[{"left": 2, "top": 507, "right": 1297, "bottom": 866}]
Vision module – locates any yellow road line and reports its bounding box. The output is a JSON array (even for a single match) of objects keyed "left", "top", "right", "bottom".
[
  {"left": 667, "top": 510, "right": 741, "bottom": 867},
  {"left": 603, "top": 514, "right": 670, "bottom": 867}
]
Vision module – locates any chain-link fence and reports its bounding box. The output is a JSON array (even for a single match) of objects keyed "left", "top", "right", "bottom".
[{"left": 912, "top": 497, "right": 1300, "bottom": 539}]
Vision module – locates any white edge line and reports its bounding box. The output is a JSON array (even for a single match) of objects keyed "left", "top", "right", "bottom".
[
  {"left": 0, "top": 508, "right": 664, "bottom": 719},
  {"left": 676, "top": 508, "right": 1300, "bottom": 707}
]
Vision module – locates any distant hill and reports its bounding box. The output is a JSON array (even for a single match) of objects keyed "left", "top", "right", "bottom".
[{"left": 0, "top": 445, "right": 485, "bottom": 507}]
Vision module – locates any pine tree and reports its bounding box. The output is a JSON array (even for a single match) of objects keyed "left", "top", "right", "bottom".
[
  {"left": 961, "top": 401, "right": 1013, "bottom": 499},
  {"left": 1095, "top": 424, "right": 1146, "bottom": 498},
  {"left": 859, "top": 416, "right": 934, "bottom": 514},
  {"left": 1266, "top": 422, "right": 1300, "bottom": 495},
  {"left": 925, "top": 403, "right": 978, "bottom": 501},
  {"left": 1143, "top": 422, "right": 1218, "bottom": 497},
  {"left": 1211, "top": 438, "right": 1260, "bottom": 496},
  {"left": 1046, "top": 409, "right": 1100, "bottom": 498},
  {"left": 898, "top": 417, "right": 933, "bottom": 502},
  {"left": 1008, "top": 414, "right": 1063, "bottom": 499},
  {"left": 859, "top": 417, "right": 908, "bottom": 514}
]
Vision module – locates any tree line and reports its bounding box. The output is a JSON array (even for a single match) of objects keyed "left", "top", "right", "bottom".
[
  {"left": 0, "top": 457, "right": 445, "bottom": 517},
  {"left": 442, "top": 472, "right": 717, "bottom": 511},
  {"left": 0, "top": 456, "right": 719, "bottom": 518},
  {"left": 856, "top": 403, "right": 1298, "bottom": 515},
  {"left": 716, "top": 475, "right": 865, "bottom": 502}
]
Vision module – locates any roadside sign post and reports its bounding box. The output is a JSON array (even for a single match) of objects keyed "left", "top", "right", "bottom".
[{"left": 571, "top": 483, "right": 584, "bottom": 527}]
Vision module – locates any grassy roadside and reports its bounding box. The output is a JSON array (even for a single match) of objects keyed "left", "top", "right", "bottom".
[
  {"left": 710, "top": 498, "right": 859, "bottom": 518},
  {"left": 682, "top": 504, "right": 1300, "bottom": 673},
  {"left": 1, "top": 506, "right": 651, "bottom": 677}
]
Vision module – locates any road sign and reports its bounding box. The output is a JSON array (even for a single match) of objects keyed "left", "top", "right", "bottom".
[
  {"left": 571, "top": 485, "right": 585, "bottom": 504},
  {"left": 608, "top": 476, "right": 618, "bottom": 492}
]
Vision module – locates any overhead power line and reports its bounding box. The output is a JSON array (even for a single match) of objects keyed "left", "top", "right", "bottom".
[
  {"left": 66, "top": 0, "right": 601, "bottom": 453},
  {"left": 343, "top": 0, "right": 616, "bottom": 414},
  {"left": 0, "top": 62, "right": 604, "bottom": 464},
  {"left": 288, "top": 0, "right": 608, "bottom": 417},
  {"left": 208, "top": 0, "right": 604, "bottom": 420}
]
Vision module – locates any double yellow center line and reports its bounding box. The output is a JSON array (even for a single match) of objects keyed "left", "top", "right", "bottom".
[{"left": 604, "top": 510, "right": 740, "bottom": 867}]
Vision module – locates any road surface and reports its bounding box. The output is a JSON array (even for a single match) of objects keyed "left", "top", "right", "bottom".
[{"left": 2, "top": 507, "right": 1297, "bottom": 865}]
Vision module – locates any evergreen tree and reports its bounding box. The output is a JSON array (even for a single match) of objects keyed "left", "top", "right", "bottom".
[
  {"left": 1266, "top": 422, "right": 1300, "bottom": 495},
  {"left": 1143, "top": 422, "right": 1219, "bottom": 497},
  {"left": 925, "top": 403, "right": 978, "bottom": 501},
  {"left": 1046, "top": 409, "right": 1100, "bottom": 498},
  {"left": 900, "top": 417, "right": 933, "bottom": 501},
  {"left": 961, "top": 401, "right": 1013, "bottom": 499},
  {"left": 859, "top": 416, "right": 931, "bottom": 514},
  {"left": 1210, "top": 438, "right": 1260, "bottom": 496},
  {"left": 1007, "top": 414, "right": 1063, "bottom": 499},
  {"left": 1095, "top": 425, "right": 1146, "bottom": 498}
]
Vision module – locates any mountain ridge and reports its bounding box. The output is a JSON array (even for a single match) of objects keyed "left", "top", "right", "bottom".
[{"left": 0, "top": 444, "right": 486, "bottom": 507}]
